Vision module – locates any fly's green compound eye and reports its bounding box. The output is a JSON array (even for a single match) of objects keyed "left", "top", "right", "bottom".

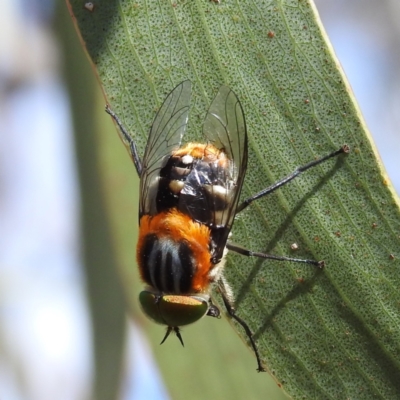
[{"left": 139, "top": 291, "right": 209, "bottom": 327}]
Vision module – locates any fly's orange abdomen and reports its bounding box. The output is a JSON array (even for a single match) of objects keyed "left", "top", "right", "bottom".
[{"left": 172, "top": 143, "right": 229, "bottom": 169}]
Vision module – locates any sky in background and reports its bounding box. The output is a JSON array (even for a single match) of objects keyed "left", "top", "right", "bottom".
[{"left": 316, "top": 0, "right": 400, "bottom": 194}]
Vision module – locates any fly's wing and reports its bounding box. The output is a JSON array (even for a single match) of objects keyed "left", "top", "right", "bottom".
[
  {"left": 203, "top": 86, "right": 247, "bottom": 173},
  {"left": 140, "top": 81, "right": 192, "bottom": 218},
  {"left": 180, "top": 86, "right": 248, "bottom": 262}
]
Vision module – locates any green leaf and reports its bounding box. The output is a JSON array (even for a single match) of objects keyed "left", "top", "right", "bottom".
[
  {"left": 68, "top": 0, "right": 400, "bottom": 398},
  {"left": 56, "top": 4, "right": 126, "bottom": 400}
]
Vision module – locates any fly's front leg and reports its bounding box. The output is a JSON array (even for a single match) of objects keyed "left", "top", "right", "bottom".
[
  {"left": 105, "top": 105, "right": 142, "bottom": 176},
  {"left": 217, "top": 277, "right": 265, "bottom": 372},
  {"left": 221, "top": 241, "right": 325, "bottom": 372},
  {"left": 236, "top": 145, "right": 349, "bottom": 213}
]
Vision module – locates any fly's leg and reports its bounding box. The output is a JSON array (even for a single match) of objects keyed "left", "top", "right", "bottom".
[
  {"left": 220, "top": 241, "right": 326, "bottom": 372},
  {"left": 227, "top": 242, "right": 325, "bottom": 268},
  {"left": 217, "top": 277, "right": 265, "bottom": 372},
  {"left": 105, "top": 105, "right": 142, "bottom": 176},
  {"left": 236, "top": 145, "right": 349, "bottom": 213},
  {"left": 207, "top": 298, "right": 221, "bottom": 319}
]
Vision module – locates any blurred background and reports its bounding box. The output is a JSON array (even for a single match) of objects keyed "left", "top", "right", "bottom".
[{"left": 0, "top": 0, "right": 398, "bottom": 399}]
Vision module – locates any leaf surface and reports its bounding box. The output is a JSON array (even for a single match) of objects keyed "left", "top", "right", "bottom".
[{"left": 68, "top": 0, "right": 400, "bottom": 398}]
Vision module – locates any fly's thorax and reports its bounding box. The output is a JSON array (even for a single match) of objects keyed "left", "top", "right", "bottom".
[
  {"left": 137, "top": 209, "right": 218, "bottom": 294},
  {"left": 138, "top": 233, "right": 195, "bottom": 294}
]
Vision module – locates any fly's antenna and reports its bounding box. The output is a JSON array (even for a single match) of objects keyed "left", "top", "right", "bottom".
[{"left": 160, "top": 326, "right": 184, "bottom": 347}]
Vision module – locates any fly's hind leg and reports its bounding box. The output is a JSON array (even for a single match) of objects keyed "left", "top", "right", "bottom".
[
  {"left": 105, "top": 105, "right": 142, "bottom": 176},
  {"left": 231, "top": 146, "right": 350, "bottom": 266},
  {"left": 236, "top": 145, "right": 349, "bottom": 213}
]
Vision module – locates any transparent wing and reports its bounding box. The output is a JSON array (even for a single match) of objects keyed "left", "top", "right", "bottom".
[
  {"left": 180, "top": 86, "right": 248, "bottom": 261},
  {"left": 203, "top": 86, "right": 247, "bottom": 180},
  {"left": 140, "top": 80, "right": 192, "bottom": 217}
]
